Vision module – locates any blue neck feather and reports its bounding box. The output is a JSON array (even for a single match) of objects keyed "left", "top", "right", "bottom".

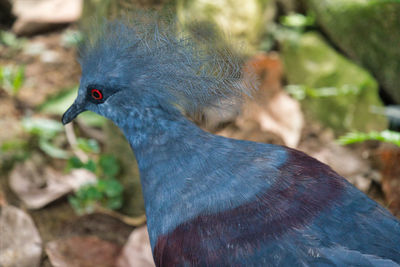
[{"left": 111, "top": 100, "right": 288, "bottom": 249}]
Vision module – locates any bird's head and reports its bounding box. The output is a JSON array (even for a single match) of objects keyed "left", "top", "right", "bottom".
[{"left": 62, "top": 18, "right": 254, "bottom": 126}]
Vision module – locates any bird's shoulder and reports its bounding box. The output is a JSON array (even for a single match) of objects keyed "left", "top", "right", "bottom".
[{"left": 154, "top": 138, "right": 400, "bottom": 266}]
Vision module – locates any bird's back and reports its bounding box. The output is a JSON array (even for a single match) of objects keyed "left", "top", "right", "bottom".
[{"left": 150, "top": 136, "right": 400, "bottom": 266}]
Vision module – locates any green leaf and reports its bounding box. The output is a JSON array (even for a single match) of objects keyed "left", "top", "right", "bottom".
[
  {"left": 77, "top": 138, "right": 100, "bottom": 153},
  {"left": 69, "top": 156, "right": 83, "bottom": 167},
  {"left": 39, "top": 86, "right": 78, "bottom": 115},
  {"left": 280, "top": 13, "right": 315, "bottom": 28},
  {"left": 106, "top": 196, "right": 123, "bottom": 210},
  {"left": 22, "top": 117, "right": 63, "bottom": 139},
  {"left": 98, "top": 155, "right": 120, "bottom": 178},
  {"left": 96, "top": 179, "right": 107, "bottom": 192},
  {"left": 0, "top": 65, "right": 25, "bottom": 95},
  {"left": 12, "top": 66, "right": 24, "bottom": 94},
  {"left": 285, "top": 84, "right": 361, "bottom": 100},
  {"left": 69, "top": 176, "right": 124, "bottom": 215},
  {"left": 103, "top": 179, "right": 123, "bottom": 198},
  {"left": 38, "top": 138, "right": 69, "bottom": 159},
  {"left": 66, "top": 156, "right": 84, "bottom": 169},
  {"left": 338, "top": 130, "right": 400, "bottom": 147},
  {"left": 67, "top": 157, "right": 97, "bottom": 172},
  {"left": 1, "top": 139, "right": 28, "bottom": 152},
  {"left": 83, "top": 159, "right": 97, "bottom": 172},
  {"left": 85, "top": 186, "right": 103, "bottom": 201}
]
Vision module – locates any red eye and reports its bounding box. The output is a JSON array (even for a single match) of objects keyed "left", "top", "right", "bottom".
[{"left": 91, "top": 89, "right": 103, "bottom": 100}]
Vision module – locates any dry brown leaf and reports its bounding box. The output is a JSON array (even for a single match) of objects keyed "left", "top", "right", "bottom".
[
  {"left": 380, "top": 147, "right": 400, "bottom": 216},
  {"left": 240, "top": 52, "right": 303, "bottom": 147},
  {"left": 0, "top": 189, "right": 6, "bottom": 206},
  {"left": 46, "top": 236, "right": 120, "bottom": 267},
  {"left": 116, "top": 226, "right": 155, "bottom": 267},
  {"left": 0, "top": 205, "right": 42, "bottom": 267},
  {"left": 9, "top": 160, "right": 96, "bottom": 209},
  {"left": 214, "top": 52, "right": 304, "bottom": 148}
]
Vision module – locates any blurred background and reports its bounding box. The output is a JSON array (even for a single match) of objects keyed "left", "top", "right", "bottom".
[{"left": 1, "top": 0, "right": 400, "bottom": 266}]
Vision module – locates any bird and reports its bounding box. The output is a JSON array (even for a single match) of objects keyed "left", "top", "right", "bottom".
[{"left": 62, "top": 18, "right": 400, "bottom": 266}]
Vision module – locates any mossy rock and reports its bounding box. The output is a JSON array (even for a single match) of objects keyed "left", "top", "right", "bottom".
[
  {"left": 306, "top": 0, "right": 400, "bottom": 104},
  {"left": 177, "top": 0, "right": 275, "bottom": 54},
  {"left": 282, "top": 32, "right": 387, "bottom": 134}
]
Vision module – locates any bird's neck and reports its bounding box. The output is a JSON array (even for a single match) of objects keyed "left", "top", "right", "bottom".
[
  {"left": 123, "top": 107, "right": 210, "bottom": 193},
  {"left": 116, "top": 106, "right": 215, "bottom": 231},
  {"left": 114, "top": 105, "right": 285, "bottom": 249},
  {"left": 117, "top": 106, "right": 218, "bottom": 245},
  {"left": 118, "top": 105, "right": 207, "bottom": 162}
]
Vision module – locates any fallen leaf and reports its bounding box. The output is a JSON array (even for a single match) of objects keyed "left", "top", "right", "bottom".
[
  {"left": 0, "top": 205, "right": 42, "bottom": 267},
  {"left": 0, "top": 189, "right": 6, "bottom": 206},
  {"left": 46, "top": 236, "right": 120, "bottom": 267},
  {"left": 116, "top": 226, "right": 155, "bottom": 267},
  {"left": 214, "top": 52, "right": 304, "bottom": 148},
  {"left": 380, "top": 147, "right": 400, "bottom": 216},
  {"left": 9, "top": 160, "right": 96, "bottom": 209}
]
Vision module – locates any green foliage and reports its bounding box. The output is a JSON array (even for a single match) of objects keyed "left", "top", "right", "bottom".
[
  {"left": 66, "top": 156, "right": 97, "bottom": 172},
  {"left": 20, "top": 103, "right": 117, "bottom": 215},
  {"left": 22, "top": 117, "right": 69, "bottom": 159},
  {"left": 0, "top": 139, "right": 30, "bottom": 172},
  {"left": 69, "top": 178, "right": 123, "bottom": 214},
  {"left": 38, "top": 138, "right": 69, "bottom": 159},
  {"left": 338, "top": 130, "right": 400, "bottom": 147},
  {"left": 39, "top": 86, "right": 79, "bottom": 115},
  {"left": 77, "top": 138, "right": 100, "bottom": 153},
  {"left": 22, "top": 117, "right": 100, "bottom": 160},
  {"left": 269, "top": 12, "right": 316, "bottom": 46},
  {"left": 1, "top": 139, "right": 28, "bottom": 152},
  {"left": 22, "top": 117, "right": 64, "bottom": 139},
  {"left": 280, "top": 13, "right": 315, "bottom": 29},
  {"left": 68, "top": 155, "right": 124, "bottom": 215},
  {"left": 0, "top": 65, "right": 25, "bottom": 95},
  {"left": 98, "top": 154, "right": 120, "bottom": 178}
]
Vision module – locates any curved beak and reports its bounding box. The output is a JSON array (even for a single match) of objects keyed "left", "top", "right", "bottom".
[{"left": 62, "top": 101, "right": 86, "bottom": 125}]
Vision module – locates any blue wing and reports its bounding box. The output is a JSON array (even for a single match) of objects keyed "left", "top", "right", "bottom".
[{"left": 153, "top": 145, "right": 400, "bottom": 266}]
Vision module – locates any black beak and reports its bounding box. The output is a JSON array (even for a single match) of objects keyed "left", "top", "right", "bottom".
[{"left": 62, "top": 101, "right": 86, "bottom": 125}]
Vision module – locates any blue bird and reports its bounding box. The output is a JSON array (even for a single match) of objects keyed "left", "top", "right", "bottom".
[{"left": 62, "top": 19, "right": 400, "bottom": 266}]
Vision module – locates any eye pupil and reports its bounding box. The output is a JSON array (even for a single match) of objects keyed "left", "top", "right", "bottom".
[{"left": 91, "top": 89, "right": 103, "bottom": 100}]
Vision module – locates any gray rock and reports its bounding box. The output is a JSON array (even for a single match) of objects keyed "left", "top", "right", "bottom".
[
  {"left": 12, "top": 0, "right": 82, "bottom": 35},
  {"left": 0, "top": 205, "right": 42, "bottom": 267}
]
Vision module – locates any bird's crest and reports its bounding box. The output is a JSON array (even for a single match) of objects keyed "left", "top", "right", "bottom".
[{"left": 78, "top": 14, "right": 256, "bottom": 118}]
